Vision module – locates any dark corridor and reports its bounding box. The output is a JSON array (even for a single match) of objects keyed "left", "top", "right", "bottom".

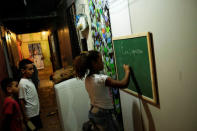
[{"left": 0, "top": 0, "right": 82, "bottom": 131}]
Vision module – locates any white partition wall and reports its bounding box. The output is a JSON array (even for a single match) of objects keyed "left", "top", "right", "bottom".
[{"left": 54, "top": 78, "right": 90, "bottom": 131}]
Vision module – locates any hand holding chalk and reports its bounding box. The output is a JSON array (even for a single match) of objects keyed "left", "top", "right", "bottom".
[{"left": 123, "top": 64, "right": 130, "bottom": 74}]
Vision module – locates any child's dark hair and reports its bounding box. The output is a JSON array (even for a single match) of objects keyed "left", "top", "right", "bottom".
[
  {"left": 73, "top": 50, "right": 100, "bottom": 79},
  {"left": 1, "top": 78, "right": 14, "bottom": 94},
  {"left": 19, "top": 59, "right": 33, "bottom": 70}
]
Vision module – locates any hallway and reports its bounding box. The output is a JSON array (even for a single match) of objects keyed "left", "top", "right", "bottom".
[{"left": 38, "top": 68, "right": 61, "bottom": 131}]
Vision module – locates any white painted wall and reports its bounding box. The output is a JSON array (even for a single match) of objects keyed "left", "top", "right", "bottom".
[
  {"left": 109, "top": 0, "right": 197, "bottom": 131},
  {"left": 109, "top": 0, "right": 132, "bottom": 37}
]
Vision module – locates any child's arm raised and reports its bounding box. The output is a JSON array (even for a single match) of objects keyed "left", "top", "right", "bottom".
[{"left": 105, "top": 64, "right": 130, "bottom": 89}]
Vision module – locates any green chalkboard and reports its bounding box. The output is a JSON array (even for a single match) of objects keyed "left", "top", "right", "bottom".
[{"left": 113, "top": 32, "right": 157, "bottom": 104}]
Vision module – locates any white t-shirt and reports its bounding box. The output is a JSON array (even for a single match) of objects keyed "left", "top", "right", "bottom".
[
  {"left": 85, "top": 74, "right": 114, "bottom": 109},
  {"left": 19, "top": 78, "right": 40, "bottom": 118}
]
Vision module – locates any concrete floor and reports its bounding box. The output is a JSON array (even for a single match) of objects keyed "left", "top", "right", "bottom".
[{"left": 38, "top": 68, "right": 62, "bottom": 131}]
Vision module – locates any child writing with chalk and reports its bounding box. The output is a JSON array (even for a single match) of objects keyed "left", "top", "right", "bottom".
[
  {"left": 1, "top": 78, "right": 23, "bottom": 131},
  {"left": 73, "top": 50, "right": 130, "bottom": 131}
]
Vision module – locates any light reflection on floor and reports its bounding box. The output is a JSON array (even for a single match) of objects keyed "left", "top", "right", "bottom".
[{"left": 38, "top": 68, "right": 61, "bottom": 131}]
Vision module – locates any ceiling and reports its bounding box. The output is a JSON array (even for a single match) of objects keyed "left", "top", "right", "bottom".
[{"left": 0, "top": 0, "right": 64, "bottom": 34}]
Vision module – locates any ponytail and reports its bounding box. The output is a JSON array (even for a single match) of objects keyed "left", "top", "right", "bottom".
[
  {"left": 73, "top": 50, "right": 100, "bottom": 79},
  {"left": 73, "top": 54, "right": 89, "bottom": 79}
]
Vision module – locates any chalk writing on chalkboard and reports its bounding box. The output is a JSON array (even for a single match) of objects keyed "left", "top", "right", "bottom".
[
  {"left": 120, "top": 48, "right": 144, "bottom": 56},
  {"left": 113, "top": 32, "right": 158, "bottom": 105}
]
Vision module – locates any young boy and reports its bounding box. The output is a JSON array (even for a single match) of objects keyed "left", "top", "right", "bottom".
[
  {"left": 18, "top": 59, "right": 42, "bottom": 131},
  {"left": 1, "top": 78, "right": 23, "bottom": 131}
]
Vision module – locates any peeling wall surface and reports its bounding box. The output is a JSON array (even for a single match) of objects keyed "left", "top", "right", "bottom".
[
  {"left": 0, "top": 40, "right": 8, "bottom": 82},
  {"left": 0, "top": 35, "right": 8, "bottom": 129},
  {"left": 75, "top": 0, "right": 94, "bottom": 50}
]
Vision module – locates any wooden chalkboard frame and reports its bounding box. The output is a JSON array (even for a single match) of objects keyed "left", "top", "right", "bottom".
[{"left": 113, "top": 32, "right": 157, "bottom": 104}]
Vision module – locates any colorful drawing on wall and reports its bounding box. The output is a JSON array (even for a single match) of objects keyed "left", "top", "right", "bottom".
[
  {"left": 28, "top": 43, "right": 44, "bottom": 69},
  {"left": 88, "top": 0, "right": 122, "bottom": 118}
]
